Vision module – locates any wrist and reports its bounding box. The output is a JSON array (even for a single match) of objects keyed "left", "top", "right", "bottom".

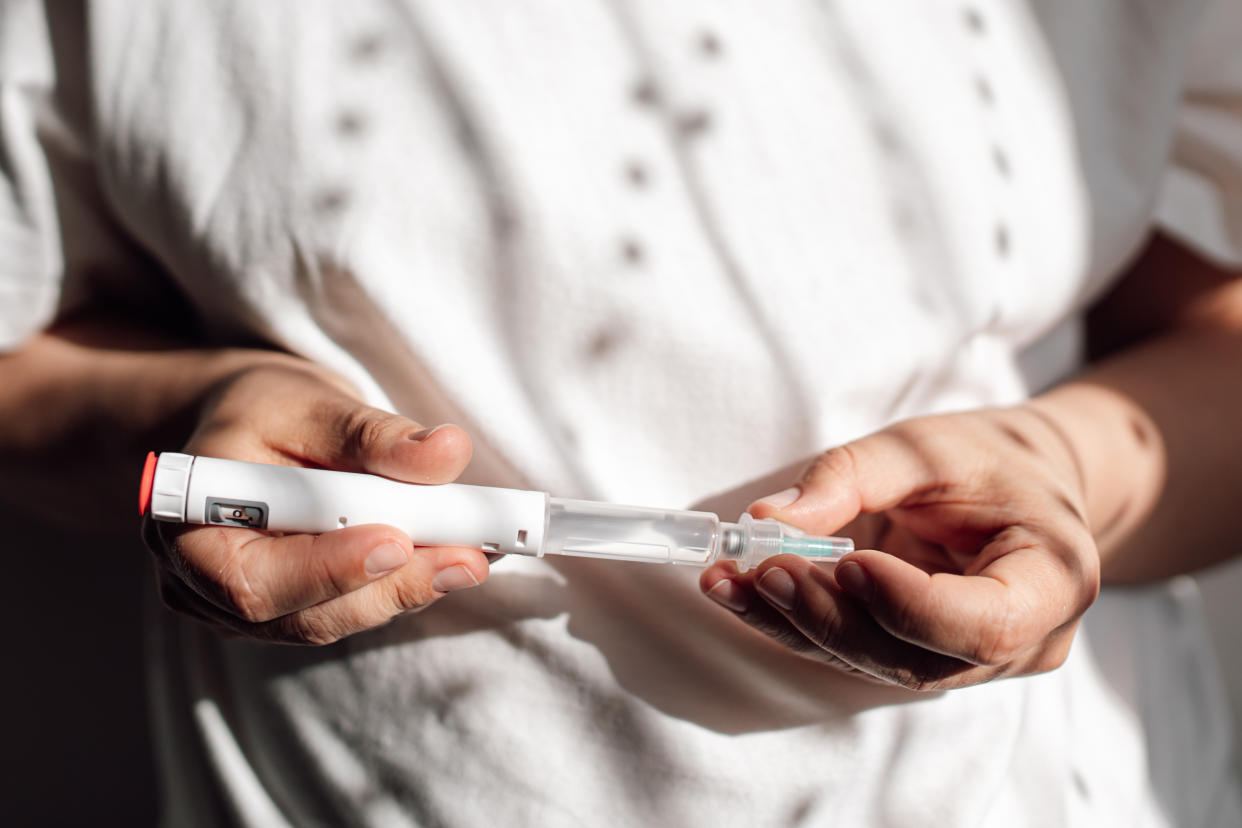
[{"left": 1023, "top": 383, "right": 1165, "bottom": 562}]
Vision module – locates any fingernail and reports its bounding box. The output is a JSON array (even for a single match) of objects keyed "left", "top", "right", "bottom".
[
  {"left": 409, "top": 425, "right": 446, "bottom": 442},
  {"left": 706, "top": 579, "right": 749, "bottom": 613},
  {"left": 836, "top": 561, "right": 874, "bottom": 603},
  {"left": 756, "top": 487, "right": 800, "bottom": 509},
  {"left": 432, "top": 565, "right": 480, "bottom": 593},
  {"left": 756, "top": 567, "right": 796, "bottom": 611},
  {"left": 365, "top": 543, "right": 409, "bottom": 576}
]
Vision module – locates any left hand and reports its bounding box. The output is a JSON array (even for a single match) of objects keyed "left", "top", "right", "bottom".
[{"left": 699, "top": 405, "right": 1102, "bottom": 690}]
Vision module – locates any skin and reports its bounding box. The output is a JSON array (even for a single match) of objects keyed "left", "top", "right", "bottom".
[
  {"left": 1, "top": 234, "right": 1239, "bottom": 666},
  {"left": 147, "top": 363, "right": 491, "bottom": 644},
  {"left": 0, "top": 323, "right": 489, "bottom": 644},
  {"left": 699, "top": 233, "right": 1242, "bottom": 689}
]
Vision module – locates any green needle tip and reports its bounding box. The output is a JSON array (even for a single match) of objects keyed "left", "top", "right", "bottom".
[{"left": 780, "top": 534, "right": 853, "bottom": 561}]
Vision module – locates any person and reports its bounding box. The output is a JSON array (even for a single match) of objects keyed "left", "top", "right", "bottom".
[{"left": 3, "top": 1, "right": 1242, "bottom": 825}]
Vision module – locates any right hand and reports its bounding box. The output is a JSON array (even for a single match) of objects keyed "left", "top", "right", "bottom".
[{"left": 143, "top": 357, "right": 490, "bottom": 645}]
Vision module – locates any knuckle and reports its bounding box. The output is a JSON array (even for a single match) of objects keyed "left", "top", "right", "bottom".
[
  {"left": 1032, "top": 647, "right": 1069, "bottom": 675},
  {"left": 285, "top": 612, "right": 344, "bottom": 647},
  {"left": 1040, "top": 530, "right": 1100, "bottom": 619},
  {"left": 808, "top": 445, "right": 859, "bottom": 487},
  {"left": 1022, "top": 623, "right": 1077, "bottom": 676},
  {"left": 807, "top": 605, "right": 847, "bottom": 655},
  {"left": 310, "top": 539, "right": 352, "bottom": 598},
  {"left": 167, "top": 527, "right": 228, "bottom": 574},
  {"left": 973, "top": 605, "right": 1025, "bottom": 667},
  {"left": 897, "top": 655, "right": 974, "bottom": 692},
  {"left": 160, "top": 527, "right": 201, "bottom": 569},
  {"left": 389, "top": 574, "right": 436, "bottom": 612},
  {"left": 889, "top": 416, "right": 961, "bottom": 468},
  {"left": 1076, "top": 541, "right": 1102, "bottom": 608},
  {"left": 220, "top": 558, "right": 276, "bottom": 623},
  {"left": 894, "top": 415, "right": 951, "bottom": 446},
  {"left": 799, "top": 445, "right": 865, "bottom": 513},
  {"left": 902, "top": 673, "right": 953, "bottom": 693},
  {"left": 344, "top": 408, "right": 394, "bottom": 461},
  {"left": 899, "top": 674, "right": 940, "bottom": 693},
  {"left": 228, "top": 587, "right": 274, "bottom": 624}
]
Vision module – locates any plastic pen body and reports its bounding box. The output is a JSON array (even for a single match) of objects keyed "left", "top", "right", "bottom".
[
  {"left": 144, "top": 453, "right": 549, "bottom": 556},
  {"left": 141, "top": 453, "right": 852, "bottom": 569}
]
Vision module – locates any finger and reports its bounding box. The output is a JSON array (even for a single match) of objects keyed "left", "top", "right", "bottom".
[
  {"left": 168, "top": 522, "right": 424, "bottom": 623},
  {"left": 828, "top": 530, "right": 1097, "bottom": 666},
  {"left": 744, "top": 556, "right": 986, "bottom": 689},
  {"left": 747, "top": 429, "right": 940, "bottom": 535},
  {"left": 700, "top": 561, "right": 746, "bottom": 609},
  {"left": 699, "top": 562, "right": 874, "bottom": 677},
  {"left": 254, "top": 544, "right": 490, "bottom": 645}
]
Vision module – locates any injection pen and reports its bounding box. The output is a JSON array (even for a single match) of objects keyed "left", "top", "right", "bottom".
[{"left": 139, "top": 452, "right": 853, "bottom": 570}]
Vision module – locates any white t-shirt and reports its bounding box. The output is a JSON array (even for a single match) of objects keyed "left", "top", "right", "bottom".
[{"left": 4, "top": 1, "right": 1242, "bottom": 825}]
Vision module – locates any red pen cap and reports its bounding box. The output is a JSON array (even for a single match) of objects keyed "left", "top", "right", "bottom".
[{"left": 139, "top": 451, "right": 158, "bottom": 516}]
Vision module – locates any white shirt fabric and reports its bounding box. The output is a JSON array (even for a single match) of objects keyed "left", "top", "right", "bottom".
[{"left": 4, "top": 1, "right": 1242, "bottom": 825}]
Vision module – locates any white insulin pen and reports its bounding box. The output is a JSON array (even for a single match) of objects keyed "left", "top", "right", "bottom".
[{"left": 139, "top": 452, "right": 852, "bottom": 570}]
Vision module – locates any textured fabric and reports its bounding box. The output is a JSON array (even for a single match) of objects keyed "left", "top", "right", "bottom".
[
  {"left": 1153, "top": 0, "right": 1242, "bottom": 267},
  {"left": 5, "top": 1, "right": 1242, "bottom": 825},
  {"left": 0, "top": 0, "right": 60, "bottom": 348}
]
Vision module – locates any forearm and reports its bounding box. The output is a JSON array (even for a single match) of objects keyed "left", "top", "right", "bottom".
[
  {"left": 0, "top": 315, "right": 305, "bottom": 528},
  {"left": 1031, "top": 329, "right": 1238, "bottom": 579},
  {"left": 1030, "top": 239, "right": 1242, "bottom": 581}
]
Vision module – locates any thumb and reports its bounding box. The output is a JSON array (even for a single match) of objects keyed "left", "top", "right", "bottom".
[
  {"left": 747, "top": 430, "right": 935, "bottom": 535},
  {"left": 259, "top": 370, "right": 473, "bottom": 482},
  {"left": 831, "top": 538, "right": 1082, "bottom": 667},
  {"left": 193, "top": 363, "right": 474, "bottom": 483},
  {"left": 323, "top": 406, "right": 474, "bottom": 484}
]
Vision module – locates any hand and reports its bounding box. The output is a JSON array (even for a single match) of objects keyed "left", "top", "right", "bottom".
[
  {"left": 144, "top": 358, "right": 490, "bottom": 644},
  {"left": 699, "top": 406, "right": 1101, "bottom": 690}
]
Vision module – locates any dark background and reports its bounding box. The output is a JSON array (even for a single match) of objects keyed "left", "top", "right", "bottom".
[{"left": 4, "top": 512, "right": 157, "bottom": 825}]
